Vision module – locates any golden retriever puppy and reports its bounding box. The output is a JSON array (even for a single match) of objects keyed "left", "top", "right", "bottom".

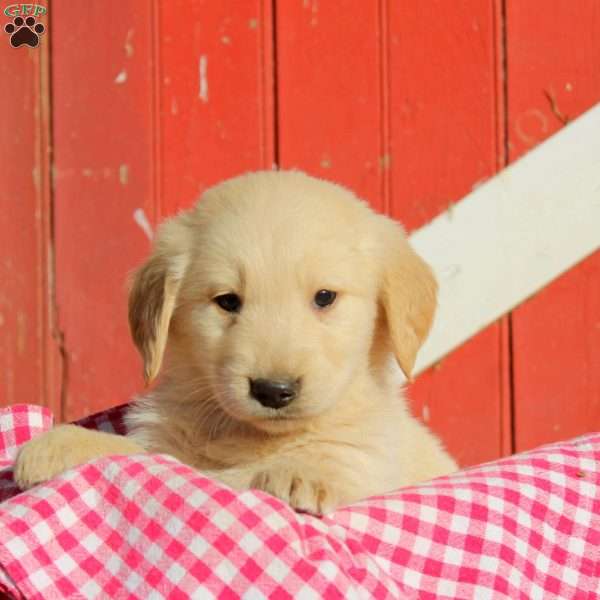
[{"left": 15, "top": 171, "right": 456, "bottom": 514}]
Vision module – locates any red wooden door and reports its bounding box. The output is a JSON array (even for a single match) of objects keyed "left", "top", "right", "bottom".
[{"left": 1, "top": 1, "right": 598, "bottom": 467}]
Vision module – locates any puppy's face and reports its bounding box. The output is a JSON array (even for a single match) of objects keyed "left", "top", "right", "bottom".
[
  {"left": 174, "top": 201, "right": 379, "bottom": 431},
  {"left": 129, "top": 171, "right": 437, "bottom": 432}
]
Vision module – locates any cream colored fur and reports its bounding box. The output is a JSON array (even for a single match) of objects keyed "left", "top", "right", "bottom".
[{"left": 14, "top": 171, "right": 457, "bottom": 514}]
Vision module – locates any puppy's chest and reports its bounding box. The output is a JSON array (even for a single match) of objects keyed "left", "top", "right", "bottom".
[
  {"left": 165, "top": 411, "right": 403, "bottom": 486},
  {"left": 187, "top": 430, "right": 286, "bottom": 469}
]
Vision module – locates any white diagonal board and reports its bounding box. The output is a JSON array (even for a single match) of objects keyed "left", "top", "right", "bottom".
[{"left": 410, "top": 102, "right": 600, "bottom": 376}]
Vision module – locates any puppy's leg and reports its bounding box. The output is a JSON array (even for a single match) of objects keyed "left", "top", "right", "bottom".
[{"left": 14, "top": 425, "right": 144, "bottom": 490}]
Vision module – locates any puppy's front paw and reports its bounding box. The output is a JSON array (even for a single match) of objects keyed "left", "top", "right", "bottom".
[
  {"left": 251, "top": 468, "right": 338, "bottom": 515},
  {"left": 14, "top": 425, "right": 91, "bottom": 490}
]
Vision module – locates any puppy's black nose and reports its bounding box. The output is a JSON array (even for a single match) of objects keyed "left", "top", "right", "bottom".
[{"left": 250, "top": 378, "right": 298, "bottom": 409}]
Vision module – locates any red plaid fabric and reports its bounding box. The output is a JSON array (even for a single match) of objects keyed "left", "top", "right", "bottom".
[
  {"left": 0, "top": 405, "right": 54, "bottom": 506},
  {"left": 1, "top": 404, "right": 599, "bottom": 599}
]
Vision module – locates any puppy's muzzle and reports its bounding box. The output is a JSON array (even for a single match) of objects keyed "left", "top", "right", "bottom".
[{"left": 250, "top": 378, "right": 298, "bottom": 409}]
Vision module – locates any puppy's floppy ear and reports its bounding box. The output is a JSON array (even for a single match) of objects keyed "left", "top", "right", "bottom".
[
  {"left": 379, "top": 221, "right": 438, "bottom": 380},
  {"left": 128, "top": 219, "right": 189, "bottom": 383}
]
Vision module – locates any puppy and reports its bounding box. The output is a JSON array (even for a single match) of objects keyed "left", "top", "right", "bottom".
[{"left": 15, "top": 171, "right": 457, "bottom": 514}]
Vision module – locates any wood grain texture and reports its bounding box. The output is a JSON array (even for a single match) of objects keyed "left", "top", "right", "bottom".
[
  {"left": 387, "top": 0, "right": 509, "bottom": 466},
  {"left": 506, "top": 1, "right": 600, "bottom": 451},
  {"left": 0, "top": 18, "right": 60, "bottom": 412},
  {"left": 51, "top": 1, "right": 156, "bottom": 420},
  {"left": 159, "top": 0, "right": 274, "bottom": 215}
]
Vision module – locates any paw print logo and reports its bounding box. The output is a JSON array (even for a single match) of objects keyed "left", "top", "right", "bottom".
[{"left": 4, "top": 16, "right": 45, "bottom": 48}]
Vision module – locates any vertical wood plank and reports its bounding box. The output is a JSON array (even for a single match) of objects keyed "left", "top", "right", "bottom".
[
  {"left": 507, "top": 1, "right": 600, "bottom": 451},
  {"left": 52, "top": 1, "right": 156, "bottom": 420},
  {"left": 159, "top": 0, "right": 274, "bottom": 215},
  {"left": 388, "top": 1, "right": 509, "bottom": 466},
  {"left": 276, "top": 1, "right": 383, "bottom": 207},
  {"left": 0, "top": 13, "right": 60, "bottom": 412}
]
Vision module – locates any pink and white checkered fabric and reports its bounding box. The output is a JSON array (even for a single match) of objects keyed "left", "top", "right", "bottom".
[{"left": 0, "top": 404, "right": 599, "bottom": 599}]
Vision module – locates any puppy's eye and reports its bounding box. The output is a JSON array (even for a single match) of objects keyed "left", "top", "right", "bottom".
[
  {"left": 214, "top": 293, "right": 242, "bottom": 313},
  {"left": 314, "top": 289, "right": 337, "bottom": 308}
]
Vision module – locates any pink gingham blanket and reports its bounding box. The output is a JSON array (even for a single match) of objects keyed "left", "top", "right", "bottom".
[{"left": 0, "top": 404, "right": 599, "bottom": 599}]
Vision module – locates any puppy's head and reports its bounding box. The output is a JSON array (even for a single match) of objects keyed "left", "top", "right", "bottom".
[{"left": 129, "top": 171, "right": 436, "bottom": 432}]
